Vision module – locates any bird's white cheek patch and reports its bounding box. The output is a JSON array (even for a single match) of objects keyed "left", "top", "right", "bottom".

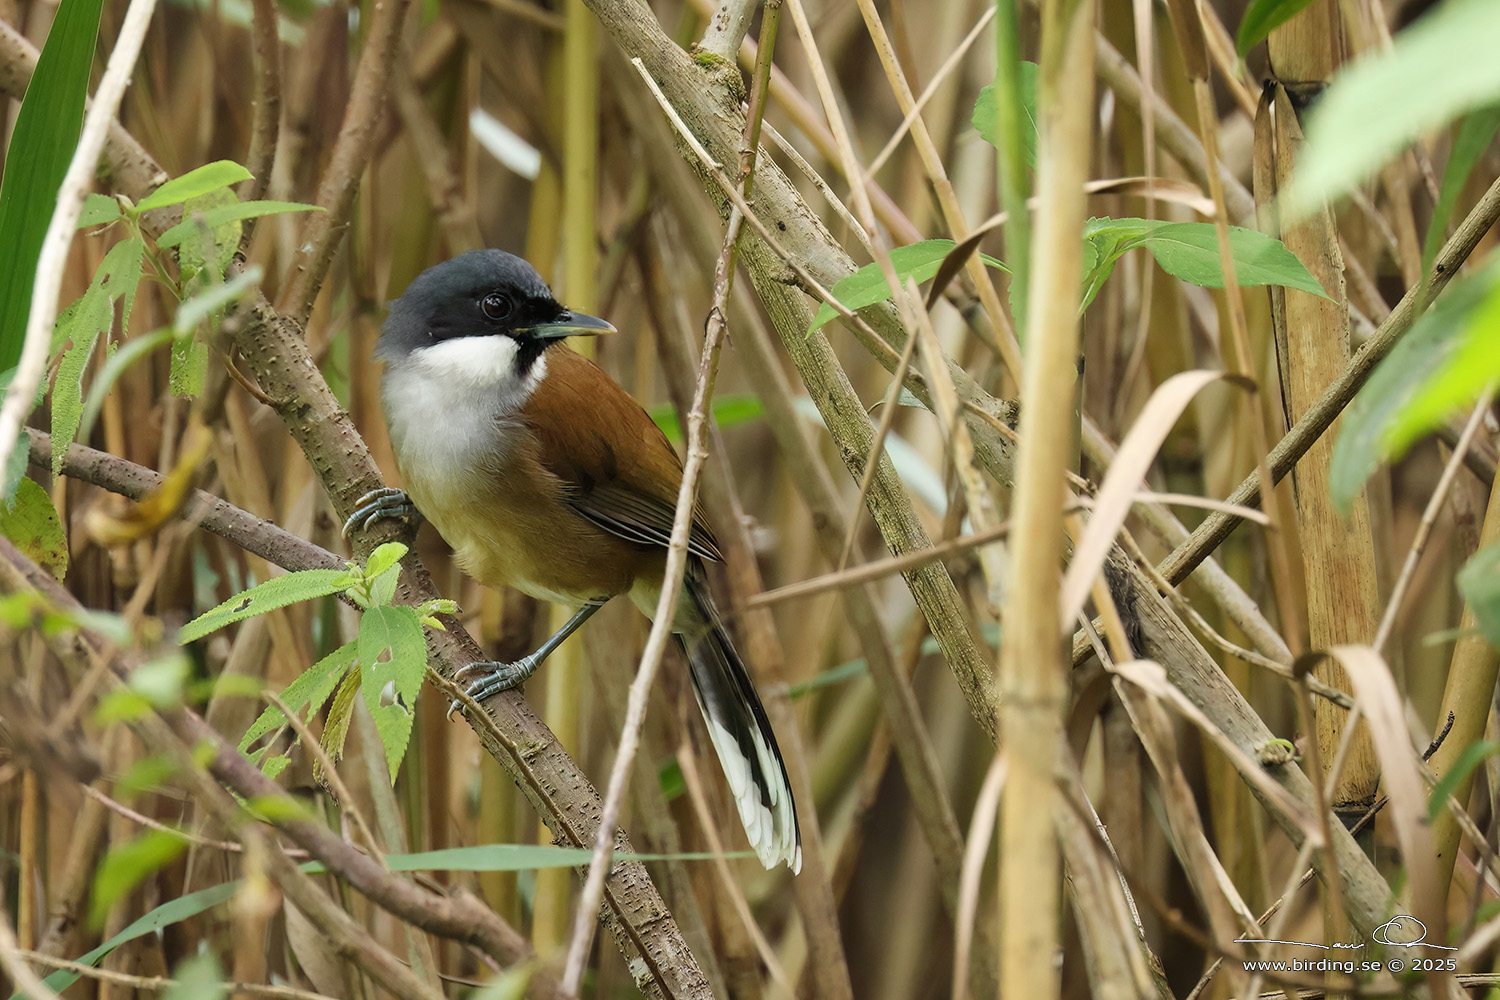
[{"left": 411, "top": 335, "right": 520, "bottom": 386}]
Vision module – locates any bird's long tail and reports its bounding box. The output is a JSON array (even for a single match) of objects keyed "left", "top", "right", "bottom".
[{"left": 676, "top": 563, "right": 802, "bottom": 873}]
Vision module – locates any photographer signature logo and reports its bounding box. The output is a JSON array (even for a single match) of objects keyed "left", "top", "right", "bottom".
[{"left": 1235, "top": 914, "right": 1456, "bottom": 951}]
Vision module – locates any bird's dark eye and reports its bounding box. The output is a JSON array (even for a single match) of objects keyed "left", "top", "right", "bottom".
[{"left": 481, "top": 292, "right": 513, "bottom": 321}]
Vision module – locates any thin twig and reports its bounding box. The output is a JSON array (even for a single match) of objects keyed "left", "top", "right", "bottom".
[
  {"left": 265, "top": 691, "right": 384, "bottom": 859},
  {"left": 17, "top": 950, "right": 340, "bottom": 1000},
  {"left": 276, "top": 0, "right": 412, "bottom": 325},
  {"left": 561, "top": 34, "right": 778, "bottom": 993}
]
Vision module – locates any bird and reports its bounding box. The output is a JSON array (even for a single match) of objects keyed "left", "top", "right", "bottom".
[{"left": 345, "top": 249, "right": 802, "bottom": 873}]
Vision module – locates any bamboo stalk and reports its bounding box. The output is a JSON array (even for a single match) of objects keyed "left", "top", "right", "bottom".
[{"left": 996, "top": 3, "right": 1096, "bottom": 999}]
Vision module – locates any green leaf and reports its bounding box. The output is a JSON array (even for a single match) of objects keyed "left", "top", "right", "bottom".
[
  {"left": 319, "top": 666, "right": 362, "bottom": 774},
  {"left": 169, "top": 338, "right": 209, "bottom": 398},
  {"left": 650, "top": 394, "right": 766, "bottom": 444},
  {"left": 1428, "top": 740, "right": 1500, "bottom": 821},
  {"left": 1459, "top": 539, "right": 1500, "bottom": 649},
  {"left": 787, "top": 657, "right": 870, "bottom": 698},
  {"left": 1391, "top": 273, "right": 1500, "bottom": 452},
  {"left": 128, "top": 652, "right": 192, "bottom": 708},
  {"left": 239, "top": 641, "right": 358, "bottom": 753},
  {"left": 0, "top": 0, "right": 106, "bottom": 373},
  {"left": 1235, "top": 0, "right": 1318, "bottom": 57},
  {"left": 358, "top": 605, "right": 427, "bottom": 781},
  {"left": 77, "top": 193, "right": 122, "bottom": 229},
  {"left": 470, "top": 967, "right": 535, "bottom": 1000},
  {"left": 1138, "top": 222, "right": 1329, "bottom": 297},
  {"left": 1330, "top": 255, "right": 1500, "bottom": 510},
  {"left": 1281, "top": 0, "right": 1500, "bottom": 220},
  {"left": 51, "top": 236, "right": 145, "bottom": 472},
  {"left": 808, "top": 240, "right": 1008, "bottom": 333},
  {"left": 78, "top": 326, "right": 175, "bottom": 446},
  {"left": 155, "top": 199, "right": 321, "bottom": 248},
  {"left": 34, "top": 882, "right": 239, "bottom": 995},
  {"left": 2, "top": 424, "right": 30, "bottom": 505},
  {"left": 89, "top": 829, "right": 189, "bottom": 928},
  {"left": 135, "top": 160, "right": 253, "bottom": 212},
  {"left": 363, "top": 541, "right": 408, "bottom": 583},
  {"left": 0, "top": 477, "right": 67, "bottom": 580},
  {"left": 172, "top": 265, "right": 263, "bottom": 337},
  {"left": 162, "top": 953, "right": 226, "bottom": 1000},
  {"left": 970, "top": 61, "right": 1039, "bottom": 167},
  {"left": 116, "top": 755, "right": 180, "bottom": 800},
  {"left": 1422, "top": 104, "right": 1500, "bottom": 276},
  {"left": 179, "top": 568, "right": 354, "bottom": 643}
]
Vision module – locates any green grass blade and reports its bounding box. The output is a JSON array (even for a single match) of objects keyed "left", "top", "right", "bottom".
[{"left": 0, "top": 0, "right": 107, "bottom": 372}]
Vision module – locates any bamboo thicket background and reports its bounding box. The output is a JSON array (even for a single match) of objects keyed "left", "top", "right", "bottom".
[{"left": 3, "top": 0, "right": 1500, "bottom": 997}]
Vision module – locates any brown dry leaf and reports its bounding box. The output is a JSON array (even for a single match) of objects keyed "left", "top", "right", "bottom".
[{"left": 1062, "top": 370, "right": 1246, "bottom": 622}]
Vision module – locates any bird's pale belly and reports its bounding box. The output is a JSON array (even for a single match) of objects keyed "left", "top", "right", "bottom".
[{"left": 397, "top": 447, "right": 655, "bottom": 608}]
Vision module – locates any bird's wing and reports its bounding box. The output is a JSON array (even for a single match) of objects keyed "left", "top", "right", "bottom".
[{"left": 521, "top": 346, "right": 723, "bottom": 562}]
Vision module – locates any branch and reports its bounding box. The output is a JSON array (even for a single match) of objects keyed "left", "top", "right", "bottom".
[
  {"left": 0, "top": 25, "right": 708, "bottom": 993},
  {"left": 275, "top": 0, "right": 412, "bottom": 325}
]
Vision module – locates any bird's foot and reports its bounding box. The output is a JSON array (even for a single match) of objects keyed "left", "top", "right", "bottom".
[
  {"left": 343, "top": 487, "right": 422, "bottom": 538},
  {"left": 445, "top": 656, "right": 541, "bottom": 720}
]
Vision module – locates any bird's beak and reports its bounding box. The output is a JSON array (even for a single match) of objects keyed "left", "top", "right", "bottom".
[{"left": 526, "top": 311, "right": 617, "bottom": 342}]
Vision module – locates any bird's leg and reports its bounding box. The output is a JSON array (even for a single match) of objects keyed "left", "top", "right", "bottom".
[
  {"left": 447, "top": 597, "right": 609, "bottom": 719},
  {"left": 343, "top": 487, "right": 423, "bottom": 537}
]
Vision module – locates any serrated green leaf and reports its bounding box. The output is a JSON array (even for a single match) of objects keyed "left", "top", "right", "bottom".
[
  {"left": 1428, "top": 739, "right": 1500, "bottom": 821},
  {"left": 0, "top": 477, "right": 67, "bottom": 580},
  {"left": 1331, "top": 255, "right": 1500, "bottom": 510},
  {"left": 970, "top": 61, "right": 1039, "bottom": 167},
  {"left": 808, "top": 240, "right": 1008, "bottom": 333},
  {"left": 0, "top": 0, "right": 106, "bottom": 373},
  {"left": 175, "top": 188, "right": 239, "bottom": 287},
  {"left": 169, "top": 337, "right": 209, "bottom": 398},
  {"left": 1459, "top": 539, "right": 1500, "bottom": 649},
  {"left": 162, "top": 953, "right": 226, "bottom": 1000},
  {"left": 155, "top": 199, "right": 321, "bottom": 248},
  {"left": 51, "top": 236, "right": 145, "bottom": 471},
  {"left": 89, "top": 829, "right": 189, "bottom": 928},
  {"left": 239, "top": 640, "right": 357, "bottom": 752},
  {"left": 135, "top": 161, "right": 253, "bottom": 212},
  {"left": 261, "top": 754, "right": 291, "bottom": 780},
  {"left": 179, "top": 568, "right": 354, "bottom": 643},
  {"left": 364, "top": 541, "right": 408, "bottom": 581},
  {"left": 358, "top": 605, "right": 427, "bottom": 782},
  {"left": 77, "top": 193, "right": 122, "bottom": 229},
  {"left": 1281, "top": 0, "right": 1500, "bottom": 220},
  {"left": 1235, "top": 0, "right": 1318, "bottom": 57}
]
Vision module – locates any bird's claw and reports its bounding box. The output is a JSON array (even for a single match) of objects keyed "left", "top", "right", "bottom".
[
  {"left": 444, "top": 657, "right": 541, "bottom": 721},
  {"left": 343, "top": 487, "right": 420, "bottom": 538}
]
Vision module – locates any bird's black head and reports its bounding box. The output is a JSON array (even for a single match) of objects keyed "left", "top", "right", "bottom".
[{"left": 377, "top": 250, "right": 613, "bottom": 374}]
